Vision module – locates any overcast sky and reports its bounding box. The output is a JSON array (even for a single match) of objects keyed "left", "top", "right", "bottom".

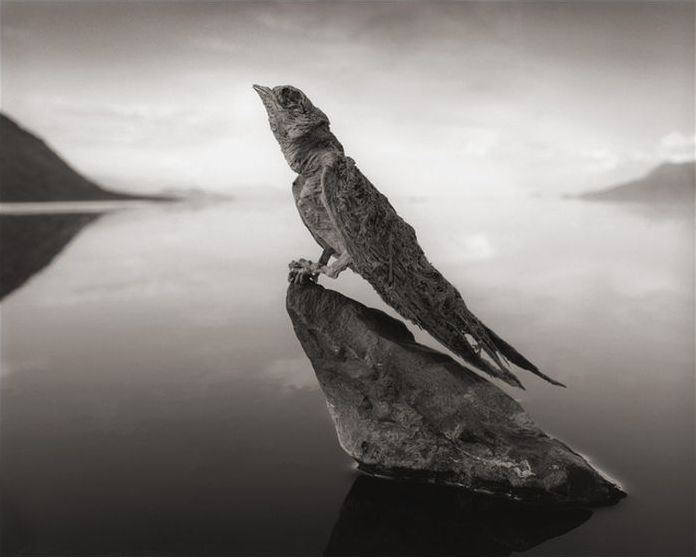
[{"left": 1, "top": 1, "right": 694, "bottom": 197}]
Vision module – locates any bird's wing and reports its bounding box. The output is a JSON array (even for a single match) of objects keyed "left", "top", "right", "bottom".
[
  {"left": 321, "top": 158, "right": 564, "bottom": 389},
  {"left": 292, "top": 175, "right": 331, "bottom": 253}
]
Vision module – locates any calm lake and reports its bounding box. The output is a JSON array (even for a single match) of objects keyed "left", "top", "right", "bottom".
[{"left": 1, "top": 196, "right": 693, "bottom": 556}]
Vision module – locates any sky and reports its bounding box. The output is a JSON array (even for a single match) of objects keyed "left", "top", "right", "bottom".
[{"left": 1, "top": 1, "right": 694, "bottom": 197}]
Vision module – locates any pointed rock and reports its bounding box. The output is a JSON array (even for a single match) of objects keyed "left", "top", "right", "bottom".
[{"left": 287, "top": 282, "right": 625, "bottom": 506}]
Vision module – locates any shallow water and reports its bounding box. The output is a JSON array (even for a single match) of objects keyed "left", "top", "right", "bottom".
[{"left": 1, "top": 196, "right": 693, "bottom": 556}]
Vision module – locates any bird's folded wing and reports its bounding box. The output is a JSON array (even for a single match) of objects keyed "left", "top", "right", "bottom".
[
  {"left": 292, "top": 175, "right": 331, "bottom": 253},
  {"left": 320, "top": 158, "right": 565, "bottom": 389}
]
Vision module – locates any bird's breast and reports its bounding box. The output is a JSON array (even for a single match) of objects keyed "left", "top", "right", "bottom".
[{"left": 295, "top": 175, "right": 346, "bottom": 255}]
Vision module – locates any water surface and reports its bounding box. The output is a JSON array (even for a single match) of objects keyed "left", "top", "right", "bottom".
[{"left": 1, "top": 196, "right": 693, "bottom": 556}]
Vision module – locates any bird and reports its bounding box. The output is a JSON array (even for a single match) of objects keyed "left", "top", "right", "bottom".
[{"left": 253, "top": 83, "right": 564, "bottom": 389}]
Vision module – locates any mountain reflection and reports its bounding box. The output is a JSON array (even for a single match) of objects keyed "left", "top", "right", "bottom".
[
  {"left": 325, "top": 475, "right": 592, "bottom": 556},
  {"left": 0, "top": 213, "right": 101, "bottom": 299}
]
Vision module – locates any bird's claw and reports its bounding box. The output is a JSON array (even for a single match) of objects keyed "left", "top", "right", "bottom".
[{"left": 288, "top": 258, "right": 320, "bottom": 284}]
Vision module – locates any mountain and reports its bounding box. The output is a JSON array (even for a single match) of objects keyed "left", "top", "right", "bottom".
[
  {"left": 577, "top": 161, "right": 695, "bottom": 204},
  {"left": 0, "top": 113, "right": 165, "bottom": 202}
]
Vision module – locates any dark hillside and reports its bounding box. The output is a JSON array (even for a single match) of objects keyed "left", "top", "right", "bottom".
[{"left": 0, "top": 113, "right": 164, "bottom": 202}]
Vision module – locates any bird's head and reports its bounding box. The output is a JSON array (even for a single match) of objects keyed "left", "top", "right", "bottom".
[{"left": 253, "top": 84, "right": 330, "bottom": 150}]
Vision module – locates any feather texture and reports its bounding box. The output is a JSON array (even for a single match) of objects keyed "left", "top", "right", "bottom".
[
  {"left": 252, "top": 83, "right": 564, "bottom": 389},
  {"left": 322, "top": 157, "right": 564, "bottom": 389}
]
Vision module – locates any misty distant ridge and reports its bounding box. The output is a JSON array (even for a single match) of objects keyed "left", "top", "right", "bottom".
[
  {"left": 0, "top": 113, "right": 167, "bottom": 203},
  {"left": 159, "top": 186, "right": 235, "bottom": 201},
  {"left": 577, "top": 161, "right": 695, "bottom": 204}
]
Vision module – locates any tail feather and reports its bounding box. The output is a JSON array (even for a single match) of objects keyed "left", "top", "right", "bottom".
[
  {"left": 442, "top": 309, "right": 526, "bottom": 389},
  {"left": 425, "top": 298, "right": 564, "bottom": 390},
  {"left": 448, "top": 331, "right": 525, "bottom": 389},
  {"left": 374, "top": 269, "right": 563, "bottom": 389},
  {"left": 483, "top": 324, "right": 566, "bottom": 388}
]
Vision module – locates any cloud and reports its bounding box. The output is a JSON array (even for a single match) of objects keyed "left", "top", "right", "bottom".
[
  {"left": 458, "top": 129, "right": 500, "bottom": 158},
  {"left": 44, "top": 97, "right": 211, "bottom": 127},
  {"left": 29, "top": 96, "right": 231, "bottom": 148},
  {"left": 460, "top": 234, "right": 495, "bottom": 260},
  {"left": 582, "top": 147, "right": 621, "bottom": 173},
  {"left": 190, "top": 37, "right": 242, "bottom": 54},
  {"left": 263, "top": 358, "right": 318, "bottom": 391},
  {"left": 0, "top": 358, "right": 50, "bottom": 378},
  {"left": 1, "top": 25, "right": 29, "bottom": 42},
  {"left": 657, "top": 131, "right": 695, "bottom": 163},
  {"left": 574, "top": 131, "right": 694, "bottom": 180}
]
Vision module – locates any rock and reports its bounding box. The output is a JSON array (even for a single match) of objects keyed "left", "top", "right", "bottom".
[
  {"left": 324, "top": 475, "right": 593, "bottom": 556},
  {"left": 286, "top": 282, "right": 626, "bottom": 506}
]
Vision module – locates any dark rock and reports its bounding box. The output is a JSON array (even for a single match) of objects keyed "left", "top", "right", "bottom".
[
  {"left": 287, "top": 282, "right": 626, "bottom": 506},
  {"left": 324, "top": 475, "right": 593, "bottom": 556}
]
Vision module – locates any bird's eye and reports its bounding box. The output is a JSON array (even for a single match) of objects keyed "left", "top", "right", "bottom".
[{"left": 280, "top": 88, "right": 304, "bottom": 109}]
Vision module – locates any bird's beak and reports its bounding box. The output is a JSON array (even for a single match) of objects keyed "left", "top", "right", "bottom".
[
  {"left": 253, "top": 84, "right": 277, "bottom": 116},
  {"left": 253, "top": 84, "right": 273, "bottom": 101}
]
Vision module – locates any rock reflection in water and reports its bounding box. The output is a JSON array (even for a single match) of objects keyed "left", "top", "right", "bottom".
[
  {"left": 325, "top": 475, "right": 592, "bottom": 556},
  {"left": 0, "top": 213, "right": 101, "bottom": 299}
]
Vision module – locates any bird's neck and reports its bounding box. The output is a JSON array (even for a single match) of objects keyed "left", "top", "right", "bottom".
[{"left": 282, "top": 126, "right": 344, "bottom": 174}]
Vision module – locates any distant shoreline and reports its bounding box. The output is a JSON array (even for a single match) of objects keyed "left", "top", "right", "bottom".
[{"left": 0, "top": 198, "right": 179, "bottom": 215}]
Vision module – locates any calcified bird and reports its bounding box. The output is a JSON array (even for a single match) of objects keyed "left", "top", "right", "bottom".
[{"left": 253, "top": 84, "right": 563, "bottom": 389}]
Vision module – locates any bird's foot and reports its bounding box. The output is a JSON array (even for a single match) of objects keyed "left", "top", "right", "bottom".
[
  {"left": 288, "top": 259, "right": 322, "bottom": 284},
  {"left": 324, "top": 265, "right": 341, "bottom": 279}
]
